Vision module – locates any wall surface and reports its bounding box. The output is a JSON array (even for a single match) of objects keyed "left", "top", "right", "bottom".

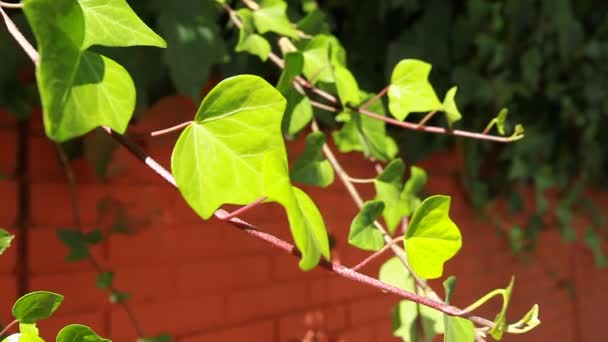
[{"left": 0, "top": 100, "right": 607, "bottom": 341}]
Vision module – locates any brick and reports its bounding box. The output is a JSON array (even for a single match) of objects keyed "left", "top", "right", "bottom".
[
  {"left": 109, "top": 294, "right": 224, "bottom": 341},
  {"left": 30, "top": 183, "right": 107, "bottom": 227},
  {"left": 0, "top": 109, "right": 18, "bottom": 129},
  {"left": 175, "top": 256, "right": 272, "bottom": 296},
  {"left": 271, "top": 254, "right": 327, "bottom": 282},
  {"left": 112, "top": 267, "right": 174, "bottom": 303},
  {"left": 226, "top": 281, "right": 310, "bottom": 322},
  {"left": 107, "top": 184, "right": 173, "bottom": 227},
  {"left": 349, "top": 295, "right": 396, "bottom": 326},
  {"left": 28, "top": 226, "right": 106, "bottom": 275},
  {"left": 325, "top": 276, "right": 381, "bottom": 303},
  {"left": 336, "top": 323, "right": 375, "bottom": 342},
  {"left": 36, "top": 310, "right": 107, "bottom": 341},
  {"left": 28, "top": 135, "right": 65, "bottom": 183},
  {"left": 29, "top": 271, "right": 108, "bottom": 314},
  {"left": 163, "top": 223, "right": 225, "bottom": 260},
  {"left": 372, "top": 319, "right": 398, "bottom": 341},
  {"left": 278, "top": 305, "right": 347, "bottom": 341},
  {"left": 179, "top": 319, "right": 275, "bottom": 342},
  {"left": 0, "top": 131, "right": 17, "bottom": 177},
  {"left": 0, "top": 275, "right": 16, "bottom": 324},
  {"left": 0, "top": 180, "right": 17, "bottom": 227}
]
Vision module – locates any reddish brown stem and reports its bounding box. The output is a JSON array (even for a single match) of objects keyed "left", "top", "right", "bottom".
[
  {"left": 359, "top": 85, "right": 389, "bottom": 110},
  {"left": 0, "top": 319, "right": 18, "bottom": 336},
  {"left": 215, "top": 196, "right": 268, "bottom": 221},
  {"left": 150, "top": 121, "right": 192, "bottom": 137},
  {"left": 352, "top": 236, "right": 405, "bottom": 271}
]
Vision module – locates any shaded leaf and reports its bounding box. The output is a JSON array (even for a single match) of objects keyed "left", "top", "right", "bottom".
[
  {"left": 379, "top": 257, "right": 413, "bottom": 290},
  {"left": 236, "top": 9, "right": 271, "bottom": 61},
  {"left": 12, "top": 291, "right": 64, "bottom": 324},
  {"left": 253, "top": 0, "right": 299, "bottom": 38},
  {"left": 290, "top": 131, "right": 334, "bottom": 187},
  {"left": 348, "top": 200, "right": 385, "bottom": 251},
  {"left": 109, "top": 290, "right": 131, "bottom": 303},
  {"left": 0, "top": 228, "right": 13, "bottom": 255},
  {"left": 56, "top": 229, "right": 89, "bottom": 261},
  {"left": 56, "top": 324, "right": 109, "bottom": 342},
  {"left": 96, "top": 272, "right": 114, "bottom": 289},
  {"left": 374, "top": 159, "right": 409, "bottom": 233},
  {"left": 137, "top": 335, "right": 171, "bottom": 342},
  {"left": 277, "top": 52, "right": 312, "bottom": 136}
]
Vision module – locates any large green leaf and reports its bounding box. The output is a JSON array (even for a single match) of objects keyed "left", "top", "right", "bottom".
[
  {"left": 374, "top": 159, "right": 409, "bottom": 233},
  {"left": 0, "top": 228, "right": 13, "bottom": 255},
  {"left": 158, "top": 1, "right": 227, "bottom": 99},
  {"left": 348, "top": 200, "right": 385, "bottom": 251},
  {"left": 78, "top": 0, "right": 166, "bottom": 49},
  {"left": 263, "top": 152, "right": 330, "bottom": 270},
  {"left": 56, "top": 324, "right": 109, "bottom": 342},
  {"left": 253, "top": 0, "right": 299, "bottom": 38},
  {"left": 23, "top": 0, "right": 137, "bottom": 141},
  {"left": 171, "top": 75, "right": 329, "bottom": 270},
  {"left": 12, "top": 291, "right": 64, "bottom": 324},
  {"left": 332, "top": 92, "right": 398, "bottom": 161},
  {"left": 388, "top": 59, "right": 443, "bottom": 121},
  {"left": 405, "top": 196, "right": 461, "bottom": 279},
  {"left": 172, "top": 75, "right": 286, "bottom": 219},
  {"left": 277, "top": 52, "right": 312, "bottom": 136},
  {"left": 236, "top": 9, "right": 271, "bottom": 61},
  {"left": 290, "top": 131, "right": 334, "bottom": 187}
]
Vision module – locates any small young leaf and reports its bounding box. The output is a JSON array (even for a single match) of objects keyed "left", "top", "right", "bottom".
[
  {"left": 109, "top": 290, "right": 131, "bottom": 303},
  {"left": 253, "top": 0, "right": 299, "bottom": 38},
  {"left": 495, "top": 108, "right": 508, "bottom": 135},
  {"left": 96, "top": 272, "right": 115, "bottom": 289},
  {"left": 403, "top": 166, "right": 427, "bottom": 195},
  {"left": 56, "top": 324, "right": 109, "bottom": 342},
  {"left": 56, "top": 229, "right": 89, "bottom": 261},
  {"left": 290, "top": 131, "right": 334, "bottom": 187},
  {"left": 374, "top": 159, "right": 409, "bottom": 233},
  {"left": 3, "top": 324, "right": 45, "bottom": 342},
  {"left": 388, "top": 59, "right": 443, "bottom": 121},
  {"left": 19, "top": 323, "right": 40, "bottom": 336},
  {"left": 12, "top": 291, "right": 64, "bottom": 324},
  {"left": 442, "top": 86, "right": 462, "bottom": 127},
  {"left": 348, "top": 200, "right": 385, "bottom": 251},
  {"left": 137, "top": 335, "right": 171, "bottom": 342},
  {"left": 84, "top": 229, "right": 103, "bottom": 245},
  {"left": 0, "top": 228, "right": 13, "bottom": 255},
  {"left": 510, "top": 124, "right": 525, "bottom": 140},
  {"left": 406, "top": 196, "right": 462, "bottom": 279},
  {"left": 78, "top": 0, "right": 167, "bottom": 49},
  {"left": 443, "top": 276, "right": 457, "bottom": 304},
  {"left": 277, "top": 52, "right": 313, "bottom": 136},
  {"left": 489, "top": 277, "right": 515, "bottom": 340},
  {"left": 236, "top": 9, "right": 271, "bottom": 61},
  {"left": 510, "top": 304, "right": 541, "bottom": 333}
]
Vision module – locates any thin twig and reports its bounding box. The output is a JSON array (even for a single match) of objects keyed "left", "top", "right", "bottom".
[
  {"left": 150, "top": 121, "right": 192, "bottom": 137},
  {"left": 345, "top": 176, "right": 376, "bottom": 184},
  {"left": 417, "top": 110, "right": 438, "bottom": 127},
  {"left": 310, "top": 100, "right": 340, "bottom": 112},
  {"left": 352, "top": 236, "right": 404, "bottom": 271},
  {"left": 215, "top": 196, "right": 268, "bottom": 221},
  {"left": 359, "top": 85, "right": 389, "bottom": 110},
  {"left": 0, "top": 6, "right": 38, "bottom": 64},
  {"left": 0, "top": 319, "right": 18, "bottom": 336},
  {"left": 0, "top": 1, "right": 22, "bottom": 9}
]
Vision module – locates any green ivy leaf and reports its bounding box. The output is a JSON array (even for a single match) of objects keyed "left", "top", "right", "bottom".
[
  {"left": 56, "top": 324, "right": 109, "bottom": 342},
  {"left": 172, "top": 75, "right": 286, "bottom": 219},
  {"left": 78, "top": 0, "right": 166, "bottom": 49},
  {"left": 2, "top": 324, "right": 44, "bottom": 342},
  {"left": 489, "top": 277, "right": 515, "bottom": 340},
  {"left": 374, "top": 159, "right": 409, "bottom": 233},
  {"left": 379, "top": 257, "right": 412, "bottom": 290},
  {"left": 12, "top": 291, "right": 64, "bottom": 324},
  {"left": 402, "top": 165, "right": 427, "bottom": 213},
  {"left": 392, "top": 300, "right": 418, "bottom": 342},
  {"left": 236, "top": 9, "right": 271, "bottom": 61},
  {"left": 510, "top": 305, "right": 541, "bottom": 333},
  {"left": 290, "top": 132, "right": 334, "bottom": 187},
  {"left": 277, "top": 52, "right": 312, "bottom": 136},
  {"left": 0, "top": 228, "right": 13, "bottom": 255},
  {"left": 158, "top": 1, "right": 227, "bottom": 100},
  {"left": 442, "top": 277, "right": 475, "bottom": 342},
  {"left": 84, "top": 229, "right": 103, "bottom": 245},
  {"left": 96, "top": 272, "right": 114, "bottom": 289},
  {"left": 405, "top": 196, "right": 462, "bottom": 279},
  {"left": 56, "top": 229, "right": 89, "bottom": 261},
  {"left": 584, "top": 228, "right": 607, "bottom": 267},
  {"left": 332, "top": 64, "right": 360, "bottom": 106},
  {"left": 109, "top": 290, "right": 131, "bottom": 303},
  {"left": 137, "top": 335, "right": 171, "bottom": 342},
  {"left": 442, "top": 86, "right": 462, "bottom": 127},
  {"left": 348, "top": 200, "right": 385, "bottom": 251},
  {"left": 495, "top": 108, "right": 508, "bottom": 135},
  {"left": 253, "top": 0, "right": 299, "bottom": 38},
  {"left": 300, "top": 35, "right": 345, "bottom": 84},
  {"left": 172, "top": 75, "right": 329, "bottom": 270},
  {"left": 332, "top": 92, "right": 398, "bottom": 161},
  {"left": 388, "top": 59, "right": 443, "bottom": 121},
  {"left": 263, "top": 152, "right": 330, "bottom": 270}
]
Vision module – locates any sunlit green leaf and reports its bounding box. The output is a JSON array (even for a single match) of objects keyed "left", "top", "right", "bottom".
[
  {"left": 290, "top": 132, "right": 334, "bottom": 187},
  {"left": 0, "top": 228, "right": 13, "bottom": 255},
  {"left": 406, "top": 196, "right": 461, "bottom": 279},
  {"left": 236, "top": 9, "right": 271, "bottom": 61},
  {"left": 348, "top": 200, "right": 385, "bottom": 251},
  {"left": 379, "top": 257, "right": 413, "bottom": 290},
  {"left": 300, "top": 35, "right": 345, "bottom": 84},
  {"left": 442, "top": 86, "right": 462, "bottom": 126},
  {"left": 12, "top": 291, "right": 64, "bottom": 324},
  {"left": 374, "top": 159, "right": 409, "bottom": 233},
  {"left": 388, "top": 59, "right": 443, "bottom": 121},
  {"left": 78, "top": 0, "right": 166, "bottom": 49},
  {"left": 56, "top": 324, "right": 109, "bottom": 342},
  {"left": 495, "top": 108, "right": 508, "bottom": 136},
  {"left": 253, "top": 0, "right": 299, "bottom": 38},
  {"left": 332, "top": 64, "right": 360, "bottom": 106},
  {"left": 489, "top": 277, "right": 515, "bottom": 340}
]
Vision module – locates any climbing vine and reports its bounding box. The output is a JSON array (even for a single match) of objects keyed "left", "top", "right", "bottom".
[{"left": 0, "top": 0, "right": 542, "bottom": 341}]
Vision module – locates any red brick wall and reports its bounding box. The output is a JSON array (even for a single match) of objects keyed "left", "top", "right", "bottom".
[{"left": 1, "top": 102, "right": 607, "bottom": 341}]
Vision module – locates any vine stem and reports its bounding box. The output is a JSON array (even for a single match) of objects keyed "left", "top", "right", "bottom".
[
  {"left": 345, "top": 175, "right": 376, "bottom": 184},
  {"left": 55, "top": 144, "right": 146, "bottom": 339},
  {"left": 215, "top": 196, "right": 268, "bottom": 221},
  {"left": 0, "top": 6, "right": 37, "bottom": 64},
  {"left": 102, "top": 126, "right": 494, "bottom": 328},
  {"left": 150, "top": 121, "right": 192, "bottom": 136},
  {"left": 0, "top": 319, "right": 18, "bottom": 336},
  {"left": 0, "top": 1, "right": 22, "bottom": 9},
  {"left": 0, "top": 7, "right": 499, "bottom": 331},
  {"left": 351, "top": 236, "right": 404, "bottom": 271}
]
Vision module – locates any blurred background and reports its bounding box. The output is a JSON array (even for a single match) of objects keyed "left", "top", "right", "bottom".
[{"left": 0, "top": 0, "right": 607, "bottom": 341}]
